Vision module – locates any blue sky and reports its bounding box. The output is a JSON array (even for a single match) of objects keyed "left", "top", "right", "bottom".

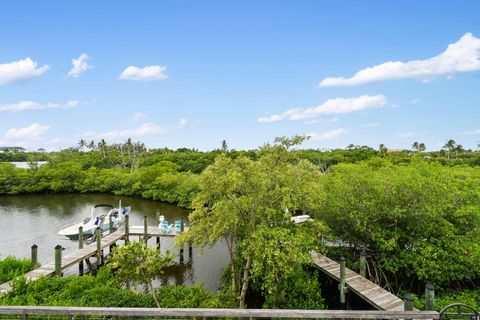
[{"left": 0, "top": 0, "right": 479, "bottom": 151}]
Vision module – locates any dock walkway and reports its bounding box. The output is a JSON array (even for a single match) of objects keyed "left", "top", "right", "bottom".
[
  {"left": 0, "top": 226, "right": 184, "bottom": 294},
  {"left": 311, "top": 252, "right": 408, "bottom": 311}
]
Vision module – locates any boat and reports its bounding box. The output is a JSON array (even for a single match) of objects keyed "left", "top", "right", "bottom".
[
  {"left": 291, "top": 214, "right": 311, "bottom": 224},
  {"left": 58, "top": 204, "right": 131, "bottom": 240}
]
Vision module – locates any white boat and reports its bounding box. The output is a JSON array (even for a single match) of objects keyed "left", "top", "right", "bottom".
[
  {"left": 291, "top": 214, "right": 311, "bottom": 224},
  {"left": 58, "top": 204, "right": 131, "bottom": 240}
]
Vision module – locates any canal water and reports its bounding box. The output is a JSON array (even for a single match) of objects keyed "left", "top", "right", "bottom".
[{"left": 0, "top": 193, "right": 229, "bottom": 291}]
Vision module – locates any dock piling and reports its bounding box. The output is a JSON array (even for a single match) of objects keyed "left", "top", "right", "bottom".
[
  {"left": 54, "top": 245, "right": 62, "bottom": 276},
  {"left": 339, "top": 256, "right": 346, "bottom": 307},
  {"left": 96, "top": 228, "right": 102, "bottom": 266},
  {"left": 144, "top": 216, "right": 148, "bottom": 245},
  {"left": 425, "top": 283, "right": 435, "bottom": 311},
  {"left": 359, "top": 250, "right": 367, "bottom": 277},
  {"left": 79, "top": 226, "right": 84, "bottom": 275},
  {"left": 404, "top": 293, "right": 414, "bottom": 311},
  {"left": 31, "top": 244, "right": 38, "bottom": 269},
  {"left": 124, "top": 214, "right": 129, "bottom": 244}
]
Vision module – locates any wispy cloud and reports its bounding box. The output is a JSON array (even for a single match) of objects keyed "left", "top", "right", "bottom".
[
  {"left": 307, "top": 128, "right": 348, "bottom": 141},
  {"left": 257, "top": 95, "right": 387, "bottom": 123},
  {"left": 75, "top": 123, "right": 171, "bottom": 140},
  {"left": 4, "top": 123, "right": 50, "bottom": 139},
  {"left": 119, "top": 65, "right": 168, "bottom": 81},
  {"left": 0, "top": 58, "right": 49, "bottom": 85},
  {"left": 67, "top": 53, "right": 92, "bottom": 77},
  {"left": 363, "top": 122, "right": 379, "bottom": 127},
  {"left": 397, "top": 132, "right": 416, "bottom": 138},
  {"left": 459, "top": 129, "right": 480, "bottom": 136},
  {"left": 132, "top": 112, "right": 147, "bottom": 121},
  {"left": 319, "top": 33, "right": 480, "bottom": 87},
  {"left": 0, "top": 100, "right": 78, "bottom": 112},
  {"left": 178, "top": 118, "right": 188, "bottom": 128}
]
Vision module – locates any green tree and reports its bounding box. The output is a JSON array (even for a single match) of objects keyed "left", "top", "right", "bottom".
[
  {"left": 177, "top": 135, "right": 326, "bottom": 307},
  {"left": 108, "top": 241, "right": 175, "bottom": 308}
]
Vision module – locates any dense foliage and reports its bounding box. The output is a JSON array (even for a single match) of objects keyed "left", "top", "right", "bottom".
[
  {"left": 0, "top": 268, "right": 222, "bottom": 308},
  {"left": 2, "top": 138, "right": 480, "bottom": 309},
  {"left": 319, "top": 159, "right": 480, "bottom": 292},
  {"left": 177, "top": 136, "right": 326, "bottom": 308},
  {"left": 0, "top": 257, "right": 34, "bottom": 284}
]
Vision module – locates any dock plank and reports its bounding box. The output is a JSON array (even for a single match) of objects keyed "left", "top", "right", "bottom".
[{"left": 310, "top": 252, "right": 412, "bottom": 311}]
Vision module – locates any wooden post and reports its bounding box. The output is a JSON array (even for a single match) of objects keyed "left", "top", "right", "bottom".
[
  {"left": 189, "top": 241, "right": 193, "bottom": 260},
  {"left": 96, "top": 228, "right": 102, "bottom": 266},
  {"left": 339, "top": 256, "right": 346, "bottom": 306},
  {"left": 404, "top": 293, "right": 414, "bottom": 311},
  {"left": 180, "top": 217, "right": 185, "bottom": 232},
  {"left": 109, "top": 214, "right": 115, "bottom": 253},
  {"left": 156, "top": 210, "right": 160, "bottom": 226},
  {"left": 359, "top": 250, "right": 367, "bottom": 277},
  {"left": 79, "top": 226, "right": 84, "bottom": 275},
  {"left": 180, "top": 217, "right": 185, "bottom": 263},
  {"left": 425, "top": 283, "right": 435, "bottom": 311},
  {"left": 124, "top": 214, "right": 129, "bottom": 244},
  {"left": 144, "top": 216, "right": 148, "bottom": 245},
  {"left": 54, "top": 245, "right": 62, "bottom": 276},
  {"left": 31, "top": 244, "right": 38, "bottom": 269},
  {"left": 156, "top": 236, "right": 161, "bottom": 251},
  {"left": 109, "top": 214, "right": 113, "bottom": 234}
]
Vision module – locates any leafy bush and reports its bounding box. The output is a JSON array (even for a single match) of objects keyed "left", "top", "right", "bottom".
[{"left": 0, "top": 256, "right": 33, "bottom": 283}]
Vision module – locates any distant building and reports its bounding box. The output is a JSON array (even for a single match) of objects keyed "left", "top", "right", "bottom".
[
  {"left": 387, "top": 148, "right": 406, "bottom": 153},
  {"left": 37, "top": 148, "right": 47, "bottom": 153},
  {"left": 0, "top": 146, "right": 27, "bottom": 153}
]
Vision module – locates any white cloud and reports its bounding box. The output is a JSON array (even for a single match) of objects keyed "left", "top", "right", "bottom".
[
  {"left": 178, "top": 118, "right": 188, "bottom": 128},
  {"left": 0, "top": 58, "right": 49, "bottom": 85},
  {"left": 0, "top": 100, "right": 79, "bottom": 112},
  {"left": 132, "top": 112, "right": 147, "bottom": 121},
  {"left": 459, "top": 129, "right": 480, "bottom": 136},
  {"left": 101, "top": 123, "right": 169, "bottom": 139},
  {"left": 319, "top": 32, "right": 480, "bottom": 87},
  {"left": 257, "top": 95, "right": 387, "bottom": 123},
  {"left": 4, "top": 123, "right": 50, "bottom": 139},
  {"left": 397, "top": 132, "right": 416, "bottom": 138},
  {"left": 67, "top": 53, "right": 92, "bottom": 77},
  {"left": 307, "top": 128, "right": 348, "bottom": 141},
  {"left": 119, "top": 65, "right": 168, "bottom": 81},
  {"left": 363, "top": 122, "right": 380, "bottom": 127},
  {"left": 409, "top": 99, "right": 420, "bottom": 105}
]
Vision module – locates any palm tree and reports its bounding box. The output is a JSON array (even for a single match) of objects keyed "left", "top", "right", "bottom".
[
  {"left": 412, "top": 141, "right": 419, "bottom": 152},
  {"left": 378, "top": 144, "right": 388, "bottom": 157},
  {"left": 443, "top": 139, "right": 457, "bottom": 159},
  {"left": 221, "top": 140, "right": 228, "bottom": 152},
  {"left": 97, "top": 139, "right": 108, "bottom": 158},
  {"left": 78, "top": 139, "right": 86, "bottom": 152},
  {"left": 455, "top": 144, "right": 464, "bottom": 158},
  {"left": 418, "top": 143, "right": 426, "bottom": 152}
]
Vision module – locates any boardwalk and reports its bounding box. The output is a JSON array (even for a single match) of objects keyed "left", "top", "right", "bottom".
[
  {"left": 311, "top": 252, "right": 408, "bottom": 311},
  {"left": 0, "top": 226, "right": 186, "bottom": 294}
]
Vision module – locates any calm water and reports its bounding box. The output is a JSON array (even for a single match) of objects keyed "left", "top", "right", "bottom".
[{"left": 0, "top": 193, "right": 229, "bottom": 291}]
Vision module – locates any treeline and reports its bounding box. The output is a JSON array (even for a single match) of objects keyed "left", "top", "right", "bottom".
[{"left": 1, "top": 138, "right": 480, "bottom": 309}]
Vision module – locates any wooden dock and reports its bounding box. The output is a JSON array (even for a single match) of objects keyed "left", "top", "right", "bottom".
[
  {"left": 311, "top": 252, "right": 408, "bottom": 311},
  {"left": 0, "top": 225, "right": 186, "bottom": 294}
]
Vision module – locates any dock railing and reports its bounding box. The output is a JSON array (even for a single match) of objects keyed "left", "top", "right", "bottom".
[{"left": 0, "top": 306, "right": 440, "bottom": 319}]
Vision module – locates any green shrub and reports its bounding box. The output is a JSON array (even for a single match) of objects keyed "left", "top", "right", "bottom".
[{"left": 0, "top": 256, "right": 33, "bottom": 283}]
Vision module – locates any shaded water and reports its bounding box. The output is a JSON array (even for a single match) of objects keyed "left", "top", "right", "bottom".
[{"left": 0, "top": 193, "right": 229, "bottom": 291}]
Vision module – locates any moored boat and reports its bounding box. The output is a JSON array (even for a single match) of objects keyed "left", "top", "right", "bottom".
[{"left": 58, "top": 204, "right": 131, "bottom": 240}]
